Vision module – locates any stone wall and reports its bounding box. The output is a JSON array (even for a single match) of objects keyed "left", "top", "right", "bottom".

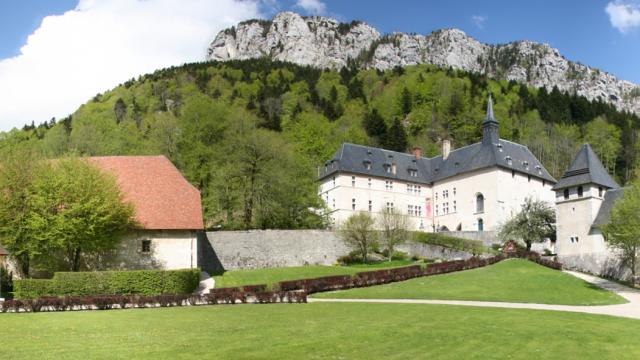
[
  {"left": 198, "top": 230, "right": 485, "bottom": 273},
  {"left": 199, "top": 230, "right": 350, "bottom": 272}
]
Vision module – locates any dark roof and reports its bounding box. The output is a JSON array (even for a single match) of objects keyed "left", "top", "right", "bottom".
[
  {"left": 552, "top": 144, "right": 619, "bottom": 191},
  {"left": 321, "top": 143, "right": 432, "bottom": 185},
  {"left": 319, "top": 139, "right": 555, "bottom": 184},
  {"left": 319, "top": 96, "right": 555, "bottom": 184},
  {"left": 592, "top": 188, "right": 625, "bottom": 228},
  {"left": 0, "top": 244, "right": 8, "bottom": 256}
]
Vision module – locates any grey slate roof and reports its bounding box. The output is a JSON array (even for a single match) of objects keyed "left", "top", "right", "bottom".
[
  {"left": 552, "top": 144, "right": 619, "bottom": 191},
  {"left": 592, "top": 188, "right": 625, "bottom": 228},
  {"left": 319, "top": 96, "right": 556, "bottom": 185}
]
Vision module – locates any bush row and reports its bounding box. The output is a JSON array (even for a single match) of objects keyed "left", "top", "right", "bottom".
[
  {"left": 505, "top": 250, "right": 563, "bottom": 270},
  {"left": 14, "top": 269, "right": 200, "bottom": 299},
  {"left": 0, "top": 290, "right": 307, "bottom": 313},
  {"left": 413, "top": 232, "right": 488, "bottom": 255}
]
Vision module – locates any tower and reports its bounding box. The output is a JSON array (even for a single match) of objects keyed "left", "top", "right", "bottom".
[
  {"left": 482, "top": 95, "right": 499, "bottom": 145},
  {"left": 552, "top": 144, "right": 619, "bottom": 271}
]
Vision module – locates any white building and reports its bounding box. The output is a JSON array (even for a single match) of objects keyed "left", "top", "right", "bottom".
[
  {"left": 553, "top": 144, "right": 627, "bottom": 278},
  {"left": 318, "top": 98, "right": 557, "bottom": 233}
]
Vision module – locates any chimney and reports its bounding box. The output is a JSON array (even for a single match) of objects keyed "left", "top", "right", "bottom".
[
  {"left": 412, "top": 146, "right": 422, "bottom": 159},
  {"left": 442, "top": 140, "right": 451, "bottom": 160}
]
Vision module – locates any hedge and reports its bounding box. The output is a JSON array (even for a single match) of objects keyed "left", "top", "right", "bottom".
[
  {"left": 14, "top": 269, "right": 200, "bottom": 299},
  {"left": 413, "top": 232, "right": 488, "bottom": 254}
]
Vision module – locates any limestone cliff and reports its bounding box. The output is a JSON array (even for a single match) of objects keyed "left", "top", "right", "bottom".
[{"left": 208, "top": 12, "right": 640, "bottom": 114}]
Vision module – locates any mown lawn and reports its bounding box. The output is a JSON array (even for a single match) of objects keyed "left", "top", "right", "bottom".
[
  {"left": 2, "top": 303, "right": 640, "bottom": 359},
  {"left": 313, "top": 259, "right": 626, "bottom": 305},
  {"left": 214, "top": 260, "right": 416, "bottom": 289}
]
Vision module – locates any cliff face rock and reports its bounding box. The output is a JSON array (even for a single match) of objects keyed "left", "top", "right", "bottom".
[{"left": 208, "top": 12, "right": 640, "bottom": 114}]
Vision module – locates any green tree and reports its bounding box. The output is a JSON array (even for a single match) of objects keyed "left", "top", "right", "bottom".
[
  {"left": 602, "top": 182, "right": 640, "bottom": 284},
  {"left": 499, "top": 197, "right": 556, "bottom": 251},
  {"left": 339, "top": 212, "right": 377, "bottom": 263},
  {"left": 363, "top": 108, "right": 387, "bottom": 142},
  {"left": 27, "top": 158, "right": 137, "bottom": 272},
  {"left": 377, "top": 208, "right": 410, "bottom": 261},
  {"left": 584, "top": 116, "right": 622, "bottom": 173},
  {"left": 384, "top": 118, "right": 408, "bottom": 152}
]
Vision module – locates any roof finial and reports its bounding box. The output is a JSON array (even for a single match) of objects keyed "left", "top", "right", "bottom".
[{"left": 485, "top": 94, "right": 495, "bottom": 123}]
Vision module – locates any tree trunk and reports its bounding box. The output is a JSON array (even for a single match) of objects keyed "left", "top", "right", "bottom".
[
  {"left": 526, "top": 241, "right": 532, "bottom": 251},
  {"left": 71, "top": 247, "right": 82, "bottom": 272}
]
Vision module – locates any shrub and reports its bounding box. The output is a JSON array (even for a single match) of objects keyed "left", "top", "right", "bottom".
[
  {"left": 413, "top": 232, "right": 488, "bottom": 255},
  {"left": 13, "top": 268, "right": 200, "bottom": 299}
]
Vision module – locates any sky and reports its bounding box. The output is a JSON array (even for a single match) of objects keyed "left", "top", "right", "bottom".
[{"left": 0, "top": 0, "right": 639, "bottom": 131}]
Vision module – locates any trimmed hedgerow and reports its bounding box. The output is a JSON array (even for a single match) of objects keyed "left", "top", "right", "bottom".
[
  {"left": 14, "top": 269, "right": 200, "bottom": 299},
  {"left": 413, "top": 232, "right": 489, "bottom": 255}
]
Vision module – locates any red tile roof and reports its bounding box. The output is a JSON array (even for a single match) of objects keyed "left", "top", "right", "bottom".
[
  {"left": 0, "top": 244, "right": 8, "bottom": 256},
  {"left": 89, "top": 156, "right": 203, "bottom": 230}
]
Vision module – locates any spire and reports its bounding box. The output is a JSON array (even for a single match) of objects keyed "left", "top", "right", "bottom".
[
  {"left": 482, "top": 95, "right": 499, "bottom": 145},
  {"left": 484, "top": 94, "right": 498, "bottom": 125}
]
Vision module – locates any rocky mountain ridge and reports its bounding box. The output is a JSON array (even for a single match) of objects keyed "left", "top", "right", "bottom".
[{"left": 207, "top": 12, "right": 640, "bottom": 115}]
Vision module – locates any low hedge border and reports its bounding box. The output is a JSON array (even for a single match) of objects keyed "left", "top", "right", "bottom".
[
  {"left": 14, "top": 269, "right": 200, "bottom": 299},
  {"left": 0, "top": 290, "right": 308, "bottom": 313}
]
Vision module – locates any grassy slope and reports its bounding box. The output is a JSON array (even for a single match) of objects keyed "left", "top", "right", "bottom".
[
  {"left": 3, "top": 303, "right": 640, "bottom": 359},
  {"left": 313, "top": 259, "right": 626, "bottom": 305},
  {"left": 214, "top": 260, "right": 415, "bottom": 288}
]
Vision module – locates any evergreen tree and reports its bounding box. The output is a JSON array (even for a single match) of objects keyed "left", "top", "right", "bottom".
[
  {"left": 363, "top": 109, "right": 387, "bottom": 141},
  {"left": 384, "top": 118, "right": 408, "bottom": 152}
]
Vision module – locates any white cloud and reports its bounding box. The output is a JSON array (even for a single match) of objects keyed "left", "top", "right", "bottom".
[
  {"left": 0, "top": 0, "right": 263, "bottom": 131},
  {"left": 295, "top": 0, "right": 326, "bottom": 15},
  {"left": 606, "top": 1, "right": 640, "bottom": 33},
  {"left": 471, "top": 15, "right": 487, "bottom": 29}
]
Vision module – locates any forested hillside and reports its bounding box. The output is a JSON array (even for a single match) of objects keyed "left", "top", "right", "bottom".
[{"left": 3, "top": 59, "right": 638, "bottom": 230}]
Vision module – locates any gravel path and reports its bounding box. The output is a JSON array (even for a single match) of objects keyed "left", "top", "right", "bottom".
[{"left": 309, "top": 271, "right": 640, "bottom": 320}]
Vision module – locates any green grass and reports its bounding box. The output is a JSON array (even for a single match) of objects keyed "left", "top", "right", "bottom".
[
  {"left": 2, "top": 303, "right": 640, "bottom": 359},
  {"left": 313, "top": 259, "right": 626, "bottom": 305},
  {"left": 213, "top": 260, "right": 416, "bottom": 289}
]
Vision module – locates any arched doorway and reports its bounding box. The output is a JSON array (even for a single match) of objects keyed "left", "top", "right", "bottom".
[{"left": 477, "top": 218, "right": 484, "bottom": 232}]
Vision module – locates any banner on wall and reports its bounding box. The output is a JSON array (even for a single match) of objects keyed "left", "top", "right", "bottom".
[{"left": 425, "top": 197, "right": 432, "bottom": 218}]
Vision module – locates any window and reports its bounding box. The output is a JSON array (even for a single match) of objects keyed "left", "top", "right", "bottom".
[
  {"left": 332, "top": 176, "right": 336, "bottom": 187},
  {"left": 453, "top": 188, "right": 456, "bottom": 196},
  {"left": 477, "top": 218, "right": 484, "bottom": 232},
  {"left": 416, "top": 206, "right": 422, "bottom": 217},
  {"left": 453, "top": 200, "right": 457, "bottom": 212},
  {"left": 365, "top": 161, "right": 372, "bottom": 170},
  {"left": 408, "top": 204, "right": 414, "bottom": 216},
  {"left": 409, "top": 169, "right": 418, "bottom": 177},
  {"left": 527, "top": 175, "right": 531, "bottom": 182},
  {"left": 599, "top": 186, "right": 603, "bottom": 197},
  {"left": 332, "top": 198, "right": 335, "bottom": 208},
  {"left": 435, "top": 192, "right": 438, "bottom": 200},
  {"left": 352, "top": 176, "right": 356, "bottom": 187},
  {"left": 419, "top": 220, "right": 424, "bottom": 230},
  {"left": 577, "top": 186, "right": 584, "bottom": 198},
  {"left": 141, "top": 240, "right": 151, "bottom": 253},
  {"left": 385, "top": 181, "right": 393, "bottom": 191},
  {"left": 506, "top": 156, "right": 512, "bottom": 166},
  {"left": 368, "top": 178, "right": 372, "bottom": 188},
  {"left": 435, "top": 204, "right": 439, "bottom": 216},
  {"left": 564, "top": 188, "right": 569, "bottom": 200},
  {"left": 407, "top": 184, "right": 413, "bottom": 193},
  {"left": 476, "top": 193, "right": 485, "bottom": 213},
  {"left": 368, "top": 200, "right": 372, "bottom": 212},
  {"left": 385, "top": 164, "right": 391, "bottom": 173},
  {"left": 352, "top": 198, "right": 356, "bottom": 210},
  {"left": 386, "top": 202, "right": 394, "bottom": 211}
]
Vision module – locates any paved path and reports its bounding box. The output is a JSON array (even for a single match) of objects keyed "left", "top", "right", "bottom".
[
  {"left": 195, "top": 271, "right": 215, "bottom": 295},
  {"left": 309, "top": 271, "right": 640, "bottom": 320}
]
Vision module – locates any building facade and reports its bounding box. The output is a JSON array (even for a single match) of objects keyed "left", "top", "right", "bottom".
[
  {"left": 90, "top": 156, "right": 204, "bottom": 270},
  {"left": 318, "top": 98, "right": 557, "bottom": 232},
  {"left": 553, "top": 144, "right": 627, "bottom": 277}
]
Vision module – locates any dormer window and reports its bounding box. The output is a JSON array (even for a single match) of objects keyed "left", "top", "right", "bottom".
[
  {"left": 409, "top": 169, "right": 418, "bottom": 177},
  {"left": 523, "top": 161, "right": 529, "bottom": 170},
  {"left": 384, "top": 164, "right": 392, "bottom": 173},
  {"left": 363, "top": 159, "right": 372, "bottom": 170},
  {"left": 497, "top": 143, "right": 503, "bottom": 152},
  {"left": 535, "top": 165, "right": 542, "bottom": 174},
  {"left": 505, "top": 156, "right": 512, "bottom": 166}
]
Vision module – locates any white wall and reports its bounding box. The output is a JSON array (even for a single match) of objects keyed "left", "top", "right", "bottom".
[
  {"left": 319, "top": 167, "right": 555, "bottom": 233},
  {"left": 108, "top": 230, "right": 198, "bottom": 270}
]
